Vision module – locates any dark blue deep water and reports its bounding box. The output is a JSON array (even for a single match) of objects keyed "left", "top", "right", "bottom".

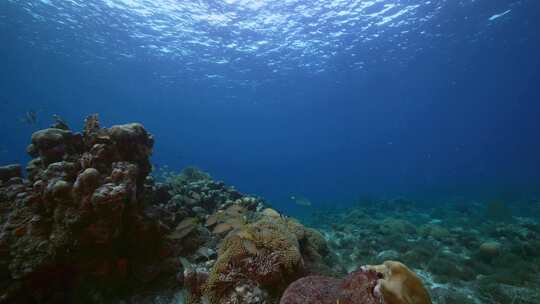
[{"left": 1, "top": 0, "right": 539, "bottom": 214}]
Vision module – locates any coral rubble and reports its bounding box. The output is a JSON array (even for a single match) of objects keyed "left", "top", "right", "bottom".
[{"left": 1, "top": 114, "right": 325, "bottom": 303}]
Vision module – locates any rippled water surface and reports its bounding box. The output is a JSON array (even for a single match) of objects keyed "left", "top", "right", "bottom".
[{"left": 2, "top": 0, "right": 526, "bottom": 85}]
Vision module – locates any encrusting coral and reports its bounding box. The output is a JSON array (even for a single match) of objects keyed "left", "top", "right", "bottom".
[
  {"left": 366, "top": 260, "right": 432, "bottom": 304},
  {"left": 280, "top": 268, "right": 382, "bottom": 304}
]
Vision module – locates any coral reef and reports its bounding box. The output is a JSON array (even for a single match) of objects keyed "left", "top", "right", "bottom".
[
  {"left": 150, "top": 165, "right": 263, "bottom": 230},
  {"left": 0, "top": 115, "right": 159, "bottom": 302},
  {"left": 2, "top": 115, "right": 334, "bottom": 303},
  {"left": 140, "top": 167, "right": 272, "bottom": 297},
  {"left": 3, "top": 114, "right": 537, "bottom": 304},
  {"left": 0, "top": 116, "right": 332, "bottom": 304}
]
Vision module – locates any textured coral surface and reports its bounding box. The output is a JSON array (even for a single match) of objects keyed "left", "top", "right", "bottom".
[
  {"left": 0, "top": 115, "right": 433, "bottom": 304},
  {"left": 204, "top": 216, "right": 305, "bottom": 303},
  {"left": 280, "top": 269, "right": 382, "bottom": 304},
  {"left": 0, "top": 115, "right": 160, "bottom": 302}
]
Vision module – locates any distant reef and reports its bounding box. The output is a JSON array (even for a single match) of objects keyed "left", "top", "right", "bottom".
[
  {"left": 307, "top": 198, "right": 540, "bottom": 303},
  {"left": 0, "top": 114, "right": 432, "bottom": 303}
]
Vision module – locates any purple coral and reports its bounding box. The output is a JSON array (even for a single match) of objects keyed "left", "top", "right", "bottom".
[
  {"left": 280, "top": 276, "right": 342, "bottom": 304},
  {"left": 280, "top": 268, "right": 382, "bottom": 304}
]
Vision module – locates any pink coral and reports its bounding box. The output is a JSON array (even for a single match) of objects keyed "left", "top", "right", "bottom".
[
  {"left": 281, "top": 261, "right": 432, "bottom": 304},
  {"left": 280, "top": 276, "right": 341, "bottom": 304},
  {"left": 280, "top": 268, "right": 382, "bottom": 304}
]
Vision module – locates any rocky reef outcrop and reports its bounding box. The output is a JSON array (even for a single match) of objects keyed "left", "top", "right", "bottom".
[
  {"left": 0, "top": 114, "right": 432, "bottom": 304},
  {"left": 280, "top": 269, "right": 381, "bottom": 304},
  {"left": 0, "top": 114, "right": 159, "bottom": 302}
]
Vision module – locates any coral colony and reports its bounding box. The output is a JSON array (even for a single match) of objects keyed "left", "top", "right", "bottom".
[{"left": 1, "top": 115, "right": 538, "bottom": 303}]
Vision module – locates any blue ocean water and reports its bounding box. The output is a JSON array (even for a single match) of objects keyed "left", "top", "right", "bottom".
[{"left": 1, "top": 0, "right": 539, "bottom": 216}]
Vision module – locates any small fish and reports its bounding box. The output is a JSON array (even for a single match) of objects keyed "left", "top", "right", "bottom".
[
  {"left": 489, "top": 9, "right": 511, "bottom": 21},
  {"left": 51, "top": 114, "right": 69, "bottom": 130},
  {"left": 19, "top": 110, "right": 38, "bottom": 125},
  {"left": 290, "top": 195, "right": 312, "bottom": 207},
  {"left": 274, "top": 209, "right": 289, "bottom": 220}
]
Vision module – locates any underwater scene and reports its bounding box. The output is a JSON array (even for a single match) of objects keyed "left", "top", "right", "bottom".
[{"left": 1, "top": 0, "right": 540, "bottom": 303}]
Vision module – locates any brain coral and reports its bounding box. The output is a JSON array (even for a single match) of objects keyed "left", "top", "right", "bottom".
[{"left": 203, "top": 216, "right": 304, "bottom": 303}]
